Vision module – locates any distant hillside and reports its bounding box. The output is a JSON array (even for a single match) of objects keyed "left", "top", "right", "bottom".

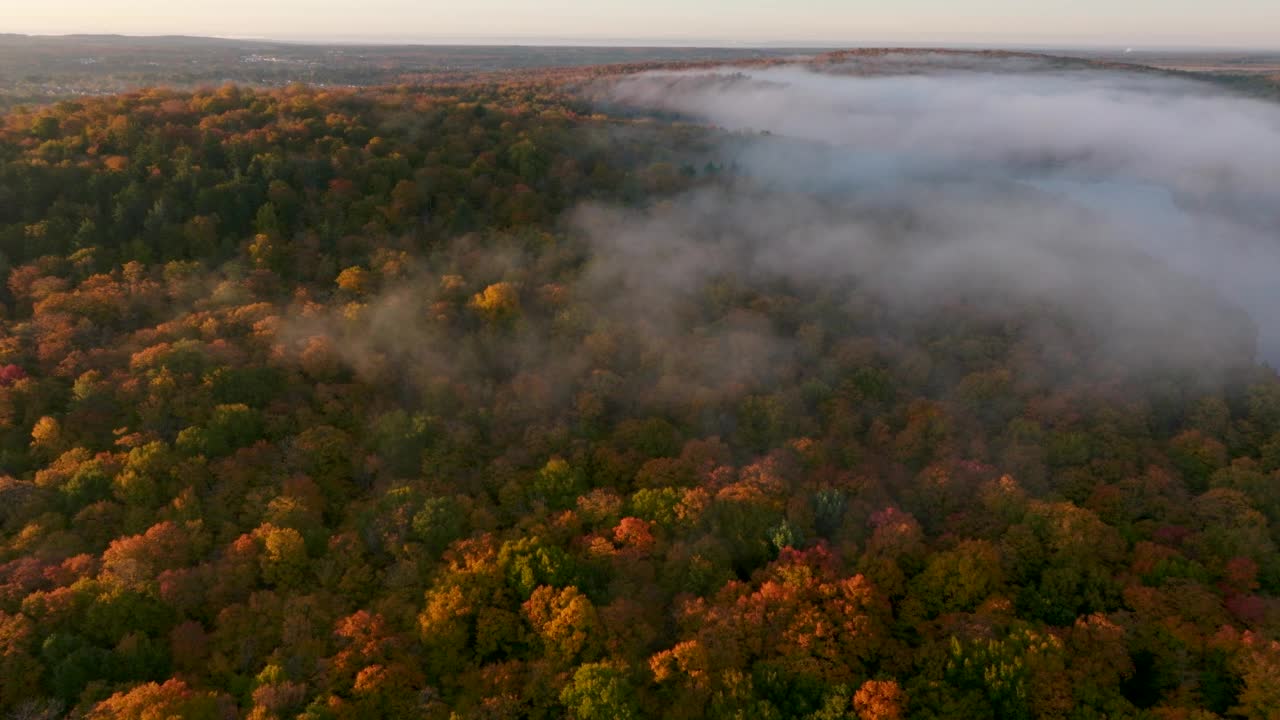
[{"left": 0, "top": 35, "right": 807, "bottom": 109}]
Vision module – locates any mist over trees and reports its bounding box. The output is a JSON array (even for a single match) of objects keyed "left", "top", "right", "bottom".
[
  {"left": 602, "top": 56, "right": 1280, "bottom": 363},
  {"left": 0, "top": 51, "right": 1279, "bottom": 719}
]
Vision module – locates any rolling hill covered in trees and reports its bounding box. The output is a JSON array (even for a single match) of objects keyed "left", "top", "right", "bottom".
[{"left": 1, "top": 51, "right": 1279, "bottom": 720}]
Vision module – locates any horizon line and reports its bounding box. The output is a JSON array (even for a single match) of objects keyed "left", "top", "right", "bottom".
[{"left": 3, "top": 31, "right": 1278, "bottom": 54}]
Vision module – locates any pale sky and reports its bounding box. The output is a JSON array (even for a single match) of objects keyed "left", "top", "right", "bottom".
[{"left": 4, "top": 0, "right": 1280, "bottom": 48}]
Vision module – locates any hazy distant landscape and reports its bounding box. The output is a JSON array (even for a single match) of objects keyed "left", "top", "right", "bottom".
[
  {"left": 2, "top": 34, "right": 1278, "bottom": 111},
  {"left": 0, "top": 35, "right": 808, "bottom": 109}
]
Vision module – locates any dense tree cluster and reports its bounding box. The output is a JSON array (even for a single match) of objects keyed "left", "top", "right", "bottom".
[{"left": 0, "top": 78, "right": 1279, "bottom": 720}]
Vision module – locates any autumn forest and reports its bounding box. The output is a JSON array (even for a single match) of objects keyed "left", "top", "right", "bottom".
[{"left": 1, "top": 46, "right": 1280, "bottom": 720}]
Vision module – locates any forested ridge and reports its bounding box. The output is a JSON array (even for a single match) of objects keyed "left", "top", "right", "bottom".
[{"left": 0, "top": 72, "right": 1279, "bottom": 720}]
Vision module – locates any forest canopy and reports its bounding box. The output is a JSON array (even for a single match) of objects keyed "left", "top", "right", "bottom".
[{"left": 1, "top": 51, "right": 1279, "bottom": 720}]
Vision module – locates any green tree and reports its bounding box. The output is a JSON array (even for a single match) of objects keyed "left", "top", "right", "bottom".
[{"left": 560, "top": 662, "right": 640, "bottom": 720}]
